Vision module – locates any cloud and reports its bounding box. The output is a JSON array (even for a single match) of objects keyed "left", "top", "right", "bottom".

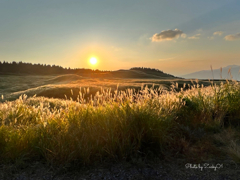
[
  {"left": 208, "top": 36, "right": 214, "bottom": 40},
  {"left": 224, "top": 33, "right": 240, "bottom": 41},
  {"left": 181, "top": 33, "right": 187, "bottom": 38},
  {"left": 196, "top": 29, "right": 203, "bottom": 32},
  {"left": 158, "top": 55, "right": 181, "bottom": 62},
  {"left": 213, "top": 31, "right": 223, "bottom": 36},
  {"left": 151, "top": 29, "right": 183, "bottom": 42},
  {"left": 188, "top": 34, "right": 201, "bottom": 40}
]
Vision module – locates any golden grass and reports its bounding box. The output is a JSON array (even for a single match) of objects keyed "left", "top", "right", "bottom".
[
  {"left": 1, "top": 74, "right": 223, "bottom": 102},
  {"left": 0, "top": 78, "right": 240, "bottom": 165}
]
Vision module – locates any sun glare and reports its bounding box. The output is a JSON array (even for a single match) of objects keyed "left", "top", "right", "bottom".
[{"left": 89, "top": 57, "right": 98, "bottom": 65}]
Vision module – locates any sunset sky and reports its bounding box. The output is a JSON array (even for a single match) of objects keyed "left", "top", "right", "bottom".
[{"left": 0, "top": 0, "right": 240, "bottom": 76}]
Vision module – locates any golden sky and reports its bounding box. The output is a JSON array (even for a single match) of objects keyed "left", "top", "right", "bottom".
[{"left": 0, "top": 0, "right": 240, "bottom": 76}]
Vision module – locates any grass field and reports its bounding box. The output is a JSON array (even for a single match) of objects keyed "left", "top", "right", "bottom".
[
  {"left": 1, "top": 74, "right": 240, "bottom": 169},
  {"left": 0, "top": 74, "right": 223, "bottom": 102}
]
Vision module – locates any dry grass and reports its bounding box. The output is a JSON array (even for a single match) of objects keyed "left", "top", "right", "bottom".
[
  {"left": 0, "top": 76, "right": 239, "bottom": 166},
  {"left": 0, "top": 74, "right": 222, "bottom": 102}
]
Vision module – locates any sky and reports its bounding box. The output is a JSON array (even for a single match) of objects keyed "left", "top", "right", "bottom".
[{"left": 0, "top": 0, "right": 240, "bottom": 76}]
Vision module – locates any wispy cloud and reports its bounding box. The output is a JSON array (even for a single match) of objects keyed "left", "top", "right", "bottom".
[
  {"left": 213, "top": 31, "right": 223, "bottom": 36},
  {"left": 196, "top": 29, "right": 203, "bottom": 32},
  {"left": 224, "top": 33, "right": 240, "bottom": 41},
  {"left": 151, "top": 29, "right": 184, "bottom": 42},
  {"left": 208, "top": 36, "right": 214, "bottom": 40},
  {"left": 188, "top": 34, "right": 201, "bottom": 40},
  {"left": 181, "top": 33, "right": 187, "bottom": 38},
  {"left": 158, "top": 55, "right": 181, "bottom": 61}
]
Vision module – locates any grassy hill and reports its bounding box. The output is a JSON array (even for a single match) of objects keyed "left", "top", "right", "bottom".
[
  {"left": 0, "top": 73, "right": 224, "bottom": 102},
  {"left": 0, "top": 65, "right": 183, "bottom": 102},
  {"left": 0, "top": 61, "right": 180, "bottom": 79},
  {"left": 97, "top": 69, "right": 178, "bottom": 79}
]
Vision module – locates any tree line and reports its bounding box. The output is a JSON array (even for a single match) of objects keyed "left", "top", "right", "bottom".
[
  {"left": 130, "top": 67, "right": 164, "bottom": 73},
  {"left": 0, "top": 61, "right": 109, "bottom": 75},
  {"left": 130, "top": 67, "right": 175, "bottom": 78},
  {"left": 0, "top": 61, "right": 175, "bottom": 77}
]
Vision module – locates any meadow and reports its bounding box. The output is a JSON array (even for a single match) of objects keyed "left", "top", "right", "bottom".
[
  {"left": 1, "top": 74, "right": 240, "bottom": 170},
  {"left": 0, "top": 74, "right": 220, "bottom": 102}
]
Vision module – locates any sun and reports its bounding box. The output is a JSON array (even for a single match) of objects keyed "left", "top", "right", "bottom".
[{"left": 89, "top": 57, "right": 98, "bottom": 65}]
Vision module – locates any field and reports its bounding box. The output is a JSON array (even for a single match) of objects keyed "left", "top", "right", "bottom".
[
  {"left": 0, "top": 74, "right": 220, "bottom": 102},
  {"left": 1, "top": 74, "right": 240, "bottom": 179}
]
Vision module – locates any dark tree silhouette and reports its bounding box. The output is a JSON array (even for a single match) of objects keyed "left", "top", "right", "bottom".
[
  {"left": 0, "top": 61, "right": 178, "bottom": 78},
  {"left": 0, "top": 61, "right": 111, "bottom": 75}
]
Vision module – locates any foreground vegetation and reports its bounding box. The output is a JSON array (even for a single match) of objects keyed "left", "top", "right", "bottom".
[
  {"left": 0, "top": 74, "right": 221, "bottom": 102},
  {"left": 0, "top": 79, "right": 240, "bottom": 166}
]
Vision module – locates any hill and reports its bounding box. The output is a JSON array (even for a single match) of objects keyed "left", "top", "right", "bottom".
[
  {"left": 0, "top": 61, "right": 179, "bottom": 79},
  {"left": 94, "top": 69, "right": 179, "bottom": 79},
  {"left": 182, "top": 65, "right": 240, "bottom": 80}
]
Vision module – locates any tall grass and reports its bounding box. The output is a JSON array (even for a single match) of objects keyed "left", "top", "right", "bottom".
[{"left": 0, "top": 80, "right": 240, "bottom": 165}]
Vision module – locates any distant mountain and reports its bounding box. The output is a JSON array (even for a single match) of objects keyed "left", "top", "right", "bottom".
[{"left": 182, "top": 65, "right": 240, "bottom": 80}]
